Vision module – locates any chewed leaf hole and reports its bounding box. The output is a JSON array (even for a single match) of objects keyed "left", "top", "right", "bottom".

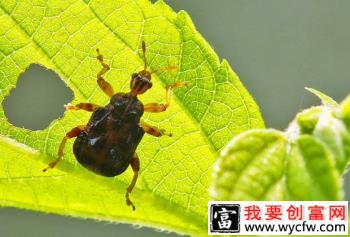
[{"left": 3, "top": 64, "right": 73, "bottom": 130}]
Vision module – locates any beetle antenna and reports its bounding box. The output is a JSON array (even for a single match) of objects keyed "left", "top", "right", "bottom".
[
  {"left": 150, "top": 65, "right": 177, "bottom": 74},
  {"left": 142, "top": 41, "right": 147, "bottom": 70}
]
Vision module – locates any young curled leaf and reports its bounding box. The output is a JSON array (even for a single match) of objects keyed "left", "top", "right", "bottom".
[
  {"left": 305, "top": 87, "right": 338, "bottom": 108},
  {"left": 211, "top": 130, "right": 288, "bottom": 201},
  {"left": 287, "top": 135, "right": 342, "bottom": 200},
  {"left": 340, "top": 95, "right": 350, "bottom": 129},
  {"left": 212, "top": 88, "right": 350, "bottom": 202}
]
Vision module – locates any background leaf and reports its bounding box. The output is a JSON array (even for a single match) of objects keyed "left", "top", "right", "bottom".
[
  {"left": 212, "top": 89, "right": 350, "bottom": 202},
  {"left": 0, "top": 0, "right": 263, "bottom": 235}
]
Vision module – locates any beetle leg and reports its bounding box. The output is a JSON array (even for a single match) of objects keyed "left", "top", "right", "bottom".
[
  {"left": 125, "top": 153, "right": 140, "bottom": 211},
  {"left": 96, "top": 49, "right": 114, "bottom": 97},
  {"left": 64, "top": 102, "right": 100, "bottom": 112},
  {"left": 144, "top": 81, "right": 188, "bottom": 113},
  {"left": 43, "top": 125, "right": 85, "bottom": 172},
  {"left": 141, "top": 122, "right": 172, "bottom": 137}
]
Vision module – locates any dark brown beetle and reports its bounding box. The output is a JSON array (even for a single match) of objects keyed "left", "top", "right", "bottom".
[{"left": 43, "top": 41, "right": 187, "bottom": 210}]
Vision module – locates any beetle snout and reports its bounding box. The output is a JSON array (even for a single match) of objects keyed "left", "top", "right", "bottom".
[{"left": 130, "top": 74, "right": 152, "bottom": 95}]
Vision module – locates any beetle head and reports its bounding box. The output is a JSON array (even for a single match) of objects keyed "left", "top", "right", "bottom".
[
  {"left": 130, "top": 41, "right": 176, "bottom": 96},
  {"left": 130, "top": 70, "right": 152, "bottom": 95}
]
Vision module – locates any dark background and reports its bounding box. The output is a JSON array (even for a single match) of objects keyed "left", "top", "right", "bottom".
[{"left": 1, "top": 0, "right": 350, "bottom": 236}]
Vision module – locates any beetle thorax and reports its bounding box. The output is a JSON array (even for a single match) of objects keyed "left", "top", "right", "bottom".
[{"left": 109, "top": 92, "right": 144, "bottom": 122}]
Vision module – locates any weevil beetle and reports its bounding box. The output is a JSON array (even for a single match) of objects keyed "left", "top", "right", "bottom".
[{"left": 43, "top": 41, "right": 187, "bottom": 210}]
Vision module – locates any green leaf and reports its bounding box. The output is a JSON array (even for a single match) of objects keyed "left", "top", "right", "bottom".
[
  {"left": 340, "top": 95, "right": 350, "bottom": 129},
  {"left": 0, "top": 0, "right": 263, "bottom": 235},
  {"left": 212, "top": 89, "right": 350, "bottom": 202},
  {"left": 305, "top": 87, "right": 338, "bottom": 107},
  {"left": 211, "top": 129, "right": 287, "bottom": 201},
  {"left": 286, "top": 135, "right": 341, "bottom": 200}
]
